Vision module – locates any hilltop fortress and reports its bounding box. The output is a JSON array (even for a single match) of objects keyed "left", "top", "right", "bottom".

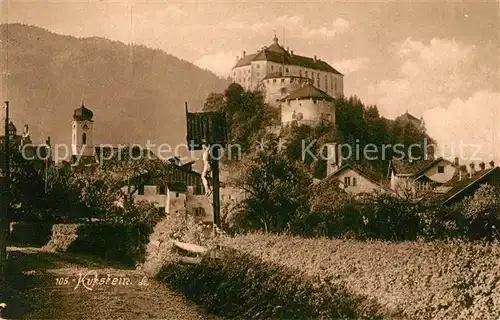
[{"left": 230, "top": 35, "right": 344, "bottom": 126}]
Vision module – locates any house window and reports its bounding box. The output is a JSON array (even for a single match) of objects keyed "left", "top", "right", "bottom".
[
  {"left": 344, "top": 177, "right": 351, "bottom": 186},
  {"left": 256, "top": 72, "right": 260, "bottom": 77},
  {"left": 299, "top": 70, "right": 302, "bottom": 77},
  {"left": 158, "top": 207, "right": 165, "bottom": 214},
  {"left": 311, "top": 72, "right": 314, "bottom": 78},
  {"left": 159, "top": 185, "right": 166, "bottom": 195},
  {"left": 273, "top": 79, "right": 277, "bottom": 83},
  {"left": 280, "top": 88, "right": 287, "bottom": 94},
  {"left": 138, "top": 185, "right": 144, "bottom": 195},
  {"left": 285, "top": 68, "right": 289, "bottom": 73},
  {"left": 281, "top": 78, "right": 285, "bottom": 83},
  {"left": 176, "top": 192, "right": 179, "bottom": 198},
  {"left": 335, "top": 79, "right": 337, "bottom": 91},
  {"left": 82, "top": 133, "right": 87, "bottom": 145},
  {"left": 305, "top": 71, "right": 308, "bottom": 77},
  {"left": 256, "top": 64, "right": 260, "bottom": 68},
  {"left": 437, "top": 166, "right": 445, "bottom": 173},
  {"left": 271, "top": 65, "right": 274, "bottom": 70},
  {"left": 352, "top": 177, "right": 357, "bottom": 186}
]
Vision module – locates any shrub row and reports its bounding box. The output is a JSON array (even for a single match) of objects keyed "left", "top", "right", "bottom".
[
  {"left": 296, "top": 185, "right": 500, "bottom": 241},
  {"left": 157, "top": 248, "right": 388, "bottom": 320},
  {"left": 43, "top": 223, "right": 152, "bottom": 266},
  {"left": 224, "top": 233, "right": 500, "bottom": 320},
  {"left": 9, "top": 222, "right": 53, "bottom": 247}
]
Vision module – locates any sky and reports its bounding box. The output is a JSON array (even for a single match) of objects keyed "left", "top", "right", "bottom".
[{"left": 2, "top": 0, "right": 499, "bottom": 164}]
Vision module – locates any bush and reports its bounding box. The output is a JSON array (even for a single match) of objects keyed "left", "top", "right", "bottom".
[
  {"left": 224, "top": 233, "right": 500, "bottom": 320},
  {"left": 43, "top": 223, "right": 152, "bottom": 266},
  {"left": 9, "top": 222, "right": 53, "bottom": 247},
  {"left": 157, "top": 249, "right": 385, "bottom": 319}
]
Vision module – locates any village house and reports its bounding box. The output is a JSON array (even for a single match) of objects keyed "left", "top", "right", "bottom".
[
  {"left": 437, "top": 161, "right": 500, "bottom": 205},
  {"left": 388, "top": 157, "right": 457, "bottom": 196},
  {"left": 322, "top": 163, "right": 385, "bottom": 196}
]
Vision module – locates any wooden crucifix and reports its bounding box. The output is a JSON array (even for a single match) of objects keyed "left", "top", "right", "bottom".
[{"left": 185, "top": 103, "right": 227, "bottom": 227}]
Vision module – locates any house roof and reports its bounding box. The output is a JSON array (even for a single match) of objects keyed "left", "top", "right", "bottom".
[
  {"left": 233, "top": 40, "right": 342, "bottom": 75},
  {"left": 281, "top": 84, "right": 334, "bottom": 102},
  {"left": 389, "top": 157, "right": 451, "bottom": 176},
  {"left": 441, "top": 166, "right": 500, "bottom": 204},
  {"left": 396, "top": 111, "right": 421, "bottom": 126},
  {"left": 327, "top": 163, "right": 383, "bottom": 187}
]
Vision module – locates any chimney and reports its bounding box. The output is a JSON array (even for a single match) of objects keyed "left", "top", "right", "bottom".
[
  {"left": 469, "top": 162, "right": 475, "bottom": 178},
  {"left": 290, "top": 50, "right": 294, "bottom": 56},
  {"left": 479, "top": 161, "right": 486, "bottom": 171},
  {"left": 324, "top": 143, "right": 340, "bottom": 177},
  {"left": 454, "top": 157, "right": 459, "bottom": 167},
  {"left": 313, "top": 55, "right": 317, "bottom": 62},
  {"left": 459, "top": 165, "right": 467, "bottom": 181},
  {"left": 243, "top": 50, "right": 246, "bottom": 57},
  {"left": 489, "top": 160, "right": 495, "bottom": 168}
]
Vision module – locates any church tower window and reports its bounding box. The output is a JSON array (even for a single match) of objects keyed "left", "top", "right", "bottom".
[{"left": 82, "top": 133, "right": 87, "bottom": 145}]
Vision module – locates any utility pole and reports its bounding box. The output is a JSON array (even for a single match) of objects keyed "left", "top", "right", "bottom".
[{"left": 0, "top": 101, "right": 10, "bottom": 283}]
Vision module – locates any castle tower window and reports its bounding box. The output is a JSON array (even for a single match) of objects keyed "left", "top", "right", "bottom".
[{"left": 82, "top": 133, "right": 87, "bottom": 145}]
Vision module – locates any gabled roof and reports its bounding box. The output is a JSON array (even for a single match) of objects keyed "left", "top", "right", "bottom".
[
  {"left": 441, "top": 166, "right": 500, "bottom": 204},
  {"left": 281, "top": 84, "right": 334, "bottom": 101},
  {"left": 396, "top": 111, "right": 422, "bottom": 126},
  {"left": 232, "top": 41, "right": 342, "bottom": 75},
  {"left": 327, "top": 163, "right": 383, "bottom": 187},
  {"left": 389, "top": 157, "right": 451, "bottom": 176},
  {"left": 233, "top": 53, "right": 257, "bottom": 68}
]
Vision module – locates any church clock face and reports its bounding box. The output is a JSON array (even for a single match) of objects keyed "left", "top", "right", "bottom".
[{"left": 82, "top": 124, "right": 89, "bottom": 131}]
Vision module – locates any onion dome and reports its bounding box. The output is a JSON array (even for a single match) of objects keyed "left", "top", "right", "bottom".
[{"left": 73, "top": 102, "right": 94, "bottom": 121}]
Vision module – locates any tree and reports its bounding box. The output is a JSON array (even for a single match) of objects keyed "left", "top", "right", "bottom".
[{"left": 232, "top": 139, "right": 313, "bottom": 232}]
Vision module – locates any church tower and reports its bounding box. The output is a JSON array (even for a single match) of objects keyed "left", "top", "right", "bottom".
[{"left": 71, "top": 102, "right": 96, "bottom": 164}]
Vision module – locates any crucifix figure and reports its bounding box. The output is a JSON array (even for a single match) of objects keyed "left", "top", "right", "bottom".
[{"left": 201, "top": 140, "right": 212, "bottom": 197}]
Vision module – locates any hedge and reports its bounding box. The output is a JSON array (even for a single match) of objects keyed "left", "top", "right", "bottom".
[
  {"left": 9, "top": 222, "right": 53, "bottom": 247},
  {"left": 43, "top": 223, "right": 152, "bottom": 266},
  {"left": 223, "top": 233, "right": 500, "bottom": 320},
  {"left": 157, "top": 248, "right": 387, "bottom": 319}
]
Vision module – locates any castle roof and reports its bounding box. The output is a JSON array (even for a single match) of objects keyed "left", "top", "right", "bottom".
[
  {"left": 281, "top": 84, "right": 334, "bottom": 102},
  {"left": 73, "top": 102, "right": 94, "bottom": 121},
  {"left": 233, "top": 36, "right": 342, "bottom": 75}
]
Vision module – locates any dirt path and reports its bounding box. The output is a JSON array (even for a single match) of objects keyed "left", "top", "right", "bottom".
[{"left": 4, "top": 246, "right": 221, "bottom": 320}]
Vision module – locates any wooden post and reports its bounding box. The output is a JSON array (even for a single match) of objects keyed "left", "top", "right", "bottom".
[
  {"left": 0, "top": 101, "right": 10, "bottom": 282},
  {"left": 211, "top": 145, "right": 221, "bottom": 227}
]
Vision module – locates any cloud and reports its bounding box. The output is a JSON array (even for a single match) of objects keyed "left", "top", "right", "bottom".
[
  {"left": 332, "top": 57, "right": 369, "bottom": 74},
  {"left": 193, "top": 51, "right": 236, "bottom": 77},
  {"left": 423, "top": 90, "right": 499, "bottom": 163},
  {"left": 368, "top": 37, "right": 498, "bottom": 163},
  {"left": 368, "top": 37, "right": 476, "bottom": 119},
  {"left": 216, "top": 15, "right": 349, "bottom": 39}
]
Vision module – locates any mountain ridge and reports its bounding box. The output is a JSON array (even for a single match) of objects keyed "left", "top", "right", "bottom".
[{"left": 0, "top": 23, "right": 229, "bottom": 159}]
